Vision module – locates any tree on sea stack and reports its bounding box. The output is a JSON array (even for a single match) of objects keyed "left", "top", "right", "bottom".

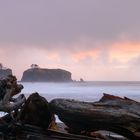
[
  {"left": 30, "top": 64, "right": 40, "bottom": 69},
  {"left": 0, "top": 63, "right": 9, "bottom": 70}
]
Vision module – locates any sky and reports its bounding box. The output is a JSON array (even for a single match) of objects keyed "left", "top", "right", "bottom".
[{"left": 0, "top": 0, "right": 140, "bottom": 81}]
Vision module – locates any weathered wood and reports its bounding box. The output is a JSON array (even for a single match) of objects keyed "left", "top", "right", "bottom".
[
  {"left": 0, "top": 76, "right": 129, "bottom": 139},
  {"left": 0, "top": 122, "right": 127, "bottom": 140},
  {"left": 0, "top": 90, "right": 127, "bottom": 140},
  {"left": 9, "top": 123, "right": 106, "bottom": 140},
  {"left": 49, "top": 94, "right": 140, "bottom": 140},
  {"left": 0, "top": 75, "right": 26, "bottom": 112}
]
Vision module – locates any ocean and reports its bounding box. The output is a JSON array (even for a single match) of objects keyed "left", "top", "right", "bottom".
[
  {"left": 18, "top": 81, "right": 140, "bottom": 125},
  {"left": 20, "top": 81, "right": 140, "bottom": 102}
]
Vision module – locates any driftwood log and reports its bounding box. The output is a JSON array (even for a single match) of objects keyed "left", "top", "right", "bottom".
[
  {"left": 0, "top": 75, "right": 26, "bottom": 112},
  {"left": 17, "top": 93, "right": 104, "bottom": 140},
  {"left": 0, "top": 93, "right": 106, "bottom": 140},
  {"left": 0, "top": 89, "right": 128, "bottom": 139},
  {"left": 0, "top": 75, "right": 136, "bottom": 140},
  {"left": 49, "top": 94, "right": 140, "bottom": 140}
]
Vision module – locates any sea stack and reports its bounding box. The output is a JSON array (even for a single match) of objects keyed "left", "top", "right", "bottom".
[
  {"left": 21, "top": 64, "right": 72, "bottom": 82},
  {"left": 0, "top": 63, "right": 12, "bottom": 79}
]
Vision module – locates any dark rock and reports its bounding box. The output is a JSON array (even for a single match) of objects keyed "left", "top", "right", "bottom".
[
  {"left": 80, "top": 78, "right": 84, "bottom": 82},
  {"left": 21, "top": 67, "right": 72, "bottom": 82},
  {"left": 19, "top": 92, "right": 54, "bottom": 129},
  {"left": 0, "top": 69, "right": 12, "bottom": 79},
  {"left": 0, "top": 63, "right": 12, "bottom": 79}
]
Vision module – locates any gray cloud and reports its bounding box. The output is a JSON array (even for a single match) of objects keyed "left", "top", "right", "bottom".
[
  {"left": 129, "top": 55, "right": 140, "bottom": 67},
  {"left": 0, "top": 0, "right": 140, "bottom": 48},
  {"left": 0, "top": 0, "right": 140, "bottom": 80}
]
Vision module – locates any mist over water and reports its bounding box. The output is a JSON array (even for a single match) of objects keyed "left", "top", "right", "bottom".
[
  {"left": 20, "top": 81, "right": 140, "bottom": 102},
  {"left": 15, "top": 81, "right": 140, "bottom": 123}
]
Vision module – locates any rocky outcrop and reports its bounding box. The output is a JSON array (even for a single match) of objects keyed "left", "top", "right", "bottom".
[
  {"left": 0, "top": 69, "right": 12, "bottom": 79},
  {"left": 0, "top": 64, "right": 12, "bottom": 79},
  {"left": 21, "top": 68, "right": 72, "bottom": 82},
  {"left": 19, "top": 92, "right": 54, "bottom": 129}
]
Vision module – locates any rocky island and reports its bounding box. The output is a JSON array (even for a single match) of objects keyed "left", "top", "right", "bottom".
[
  {"left": 0, "top": 63, "right": 12, "bottom": 79},
  {"left": 21, "top": 64, "right": 72, "bottom": 82}
]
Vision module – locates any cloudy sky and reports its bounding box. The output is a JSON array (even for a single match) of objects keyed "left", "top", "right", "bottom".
[{"left": 0, "top": 0, "right": 140, "bottom": 81}]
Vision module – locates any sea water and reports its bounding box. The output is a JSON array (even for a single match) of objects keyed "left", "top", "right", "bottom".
[
  {"left": 20, "top": 81, "right": 140, "bottom": 102},
  {"left": 19, "top": 81, "right": 140, "bottom": 125}
]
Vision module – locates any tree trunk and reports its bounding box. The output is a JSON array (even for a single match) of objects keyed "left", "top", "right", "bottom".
[{"left": 50, "top": 94, "right": 140, "bottom": 140}]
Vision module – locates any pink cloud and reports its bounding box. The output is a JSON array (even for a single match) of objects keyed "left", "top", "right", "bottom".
[{"left": 0, "top": 40, "right": 140, "bottom": 81}]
